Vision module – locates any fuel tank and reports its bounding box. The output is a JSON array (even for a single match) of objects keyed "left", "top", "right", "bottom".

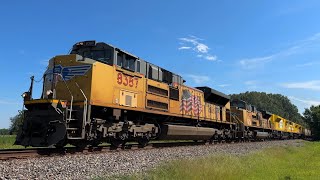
[
  {"left": 254, "top": 131, "right": 269, "bottom": 139},
  {"left": 159, "top": 124, "right": 216, "bottom": 140}
]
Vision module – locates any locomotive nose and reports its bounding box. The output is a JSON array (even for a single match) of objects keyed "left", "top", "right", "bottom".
[
  {"left": 15, "top": 119, "right": 67, "bottom": 147},
  {"left": 15, "top": 118, "right": 47, "bottom": 146},
  {"left": 15, "top": 102, "right": 67, "bottom": 147}
]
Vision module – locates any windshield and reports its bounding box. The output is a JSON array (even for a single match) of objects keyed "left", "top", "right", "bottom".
[
  {"left": 124, "top": 55, "right": 135, "bottom": 71},
  {"left": 70, "top": 44, "right": 114, "bottom": 65},
  {"left": 231, "top": 100, "right": 246, "bottom": 109},
  {"left": 82, "top": 50, "right": 113, "bottom": 64}
]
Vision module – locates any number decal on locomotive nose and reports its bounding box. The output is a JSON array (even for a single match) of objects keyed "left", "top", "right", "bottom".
[{"left": 117, "top": 72, "right": 138, "bottom": 88}]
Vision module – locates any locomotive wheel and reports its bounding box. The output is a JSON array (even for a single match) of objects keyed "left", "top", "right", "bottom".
[
  {"left": 110, "top": 138, "right": 126, "bottom": 148},
  {"left": 54, "top": 136, "right": 67, "bottom": 148},
  {"left": 47, "top": 122, "right": 67, "bottom": 146},
  {"left": 70, "top": 141, "right": 88, "bottom": 149},
  {"left": 89, "top": 140, "right": 101, "bottom": 147},
  {"left": 137, "top": 136, "right": 150, "bottom": 147}
]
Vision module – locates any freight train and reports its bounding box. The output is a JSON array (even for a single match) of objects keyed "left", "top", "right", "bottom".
[{"left": 15, "top": 40, "right": 311, "bottom": 148}]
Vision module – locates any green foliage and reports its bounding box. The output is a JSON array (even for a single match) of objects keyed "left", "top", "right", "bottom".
[
  {"left": 230, "top": 91, "right": 303, "bottom": 124},
  {"left": 117, "top": 141, "right": 320, "bottom": 180},
  {"left": 9, "top": 110, "right": 24, "bottom": 135},
  {"left": 303, "top": 105, "right": 320, "bottom": 140},
  {"left": 0, "top": 128, "right": 9, "bottom": 135}
]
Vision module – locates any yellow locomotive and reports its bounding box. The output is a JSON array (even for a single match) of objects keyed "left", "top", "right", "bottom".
[
  {"left": 15, "top": 41, "right": 310, "bottom": 148},
  {"left": 230, "top": 99, "right": 308, "bottom": 139}
]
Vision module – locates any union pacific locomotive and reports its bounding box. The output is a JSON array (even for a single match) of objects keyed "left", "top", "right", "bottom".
[{"left": 15, "top": 41, "right": 311, "bottom": 148}]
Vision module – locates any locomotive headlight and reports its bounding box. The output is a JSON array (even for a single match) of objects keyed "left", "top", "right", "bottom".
[
  {"left": 21, "top": 92, "right": 31, "bottom": 101},
  {"left": 21, "top": 92, "right": 27, "bottom": 98},
  {"left": 46, "top": 90, "right": 53, "bottom": 96}
]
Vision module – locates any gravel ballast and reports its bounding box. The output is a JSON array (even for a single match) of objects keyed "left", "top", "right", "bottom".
[{"left": 0, "top": 140, "right": 304, "bottom": 179}]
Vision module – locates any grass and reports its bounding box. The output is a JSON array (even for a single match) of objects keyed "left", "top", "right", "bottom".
[
  {"left": 109, "top": 141, "right": 320, "bottom": 180},
  {"left": 0, "top": 135, "right": 23, "bottom": 149}
]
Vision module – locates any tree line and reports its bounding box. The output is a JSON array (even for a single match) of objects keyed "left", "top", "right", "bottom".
[{"left": 1, "top": 110, "right": 23, "bottom": 135}]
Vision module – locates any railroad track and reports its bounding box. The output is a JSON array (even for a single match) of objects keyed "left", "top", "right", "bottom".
[
  {"left": 0, "top": 141, "right": 209, "bottom": 161},
  {"left": 0, "top": 139, "right": 285, "bottom": 161}
]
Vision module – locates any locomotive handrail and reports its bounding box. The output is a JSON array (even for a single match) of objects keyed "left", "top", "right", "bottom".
[
  {"left": 75, "top": 82, "right": 88, "bottom": 139},
  {"left": 52, "top": 73, "right": 87, "bottom": 138},
  {"left": 53, "top": 73, "right": 74, "bottom": 120},
  {"left": 230, "top": 112, "right": 244, "bottom": 125}
]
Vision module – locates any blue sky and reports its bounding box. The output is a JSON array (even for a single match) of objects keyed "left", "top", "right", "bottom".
[{"left": 1, "top": 1, "right": 320, "bottom": 128}]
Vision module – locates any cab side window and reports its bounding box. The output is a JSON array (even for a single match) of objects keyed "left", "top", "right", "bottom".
[
  {"left": 124, "top": 54, "right": 136, "bottom": 71},
  {"left": 117, "top": 52, "right": 123, "bottom": 67},
  {"left": 137, "top": 60, "right": 140, "bottom": 72}
]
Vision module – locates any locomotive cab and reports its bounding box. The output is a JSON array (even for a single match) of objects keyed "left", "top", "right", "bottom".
[{"left": 70, "top": 40, "right": 114, "bottom": 65}]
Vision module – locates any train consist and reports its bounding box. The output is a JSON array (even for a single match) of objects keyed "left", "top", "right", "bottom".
[{"left": 15, "top": 41, "right": 311, "bottom": 148}]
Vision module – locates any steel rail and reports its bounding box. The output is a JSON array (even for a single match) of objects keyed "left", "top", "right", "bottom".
[{"left": 0, "top": 139, "right": 299, "bottom": 161}]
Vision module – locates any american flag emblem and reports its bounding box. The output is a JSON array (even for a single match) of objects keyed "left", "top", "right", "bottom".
[
  {"left": 180, "top": 89, "right": 202, "bottom": 115},
  {"left": 192, "top": 95, "right": 202, "bottom": 115},
  {"left": 180, "top": 90, "right": 192, "bottom": 112}
]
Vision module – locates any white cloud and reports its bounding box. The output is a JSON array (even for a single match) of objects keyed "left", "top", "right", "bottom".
[
  {"left": 0, "top": 99, "right": 20, "bottom": 105},
  {"left": 178, "top": 35, "right": 218, "bottom": 61},
  {"left": 296, "top": 61, "right": 320, "bottom": 67},
  {"left": 240, "top": 55, "right": 274, "bottom": 69},
  {"left": 239, "top": 32, "right": 320, "bottom": 69},
  {"left": 40, "top": 59, "right": 49, "bottom": 66},
  {"left": 179, "top": 37, "right": 198, "bottom": 44},
  {"left": 178, "top": 46, "right": 192, "bottom": 50},
  {"left": 244, "top": 80, "right": 259, "bottom": 90},
  {"left": 218, "top": 84, "right": 231, "bottom": 87},
  {"left": 281, "top": 80, "right": 320, "bottom": 91},
  {"left": 289, "top": 96, "right": 320, "bottom": 107},
  {"left": 186, "top": 74, "right": 210, "bottom": 84},
  {"left": 195, "top": 43, "right": 209, "bottom": 53},
  {"left": 188, "top": 35, "right": 203, "bottom": 41},
  {"left": 205, "top": 55, "right": 217, "bottom": 61},
  {"left": 244, "top": 80, "right": 258, "bottom": 85},
  {"left": 307, "top": 32, "right": 320, "bottom": 41}
]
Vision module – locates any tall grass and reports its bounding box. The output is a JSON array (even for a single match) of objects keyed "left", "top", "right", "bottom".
[
  {"left": 0, "top": 135, "right": 22, "bottom": 149},
  {"left": 115, "top": 141, "right": 320, "bottom": 180}
]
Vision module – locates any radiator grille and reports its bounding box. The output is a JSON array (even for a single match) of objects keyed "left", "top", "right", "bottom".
[
  {"left": 147, "top": 100, "right": 168, "bottom": 110},
  {"left": 148, "top": 85, "right": 168, "bottom": 96}
]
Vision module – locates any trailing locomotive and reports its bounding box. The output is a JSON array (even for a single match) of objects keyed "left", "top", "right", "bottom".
[{"left": 15, "top": 41, "right": 310, "bottom": 148}]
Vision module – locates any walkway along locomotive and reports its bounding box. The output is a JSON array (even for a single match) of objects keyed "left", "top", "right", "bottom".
[{"left": 15, "top": 41, "right": 311, "bottom": 148}]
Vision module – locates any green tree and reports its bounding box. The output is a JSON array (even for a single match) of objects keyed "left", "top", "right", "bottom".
[
  {"left": 9, "top": 110, "right": 24, "bottom": 135},
  {"left": 0, "top": 128, "right": 9, "bottom": 135},
  {"left": 303, "top": 105, "right": 320, "bottom": 140},
  {"left": 230, "top": 91, "right": 303, "bottom": 124}
]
